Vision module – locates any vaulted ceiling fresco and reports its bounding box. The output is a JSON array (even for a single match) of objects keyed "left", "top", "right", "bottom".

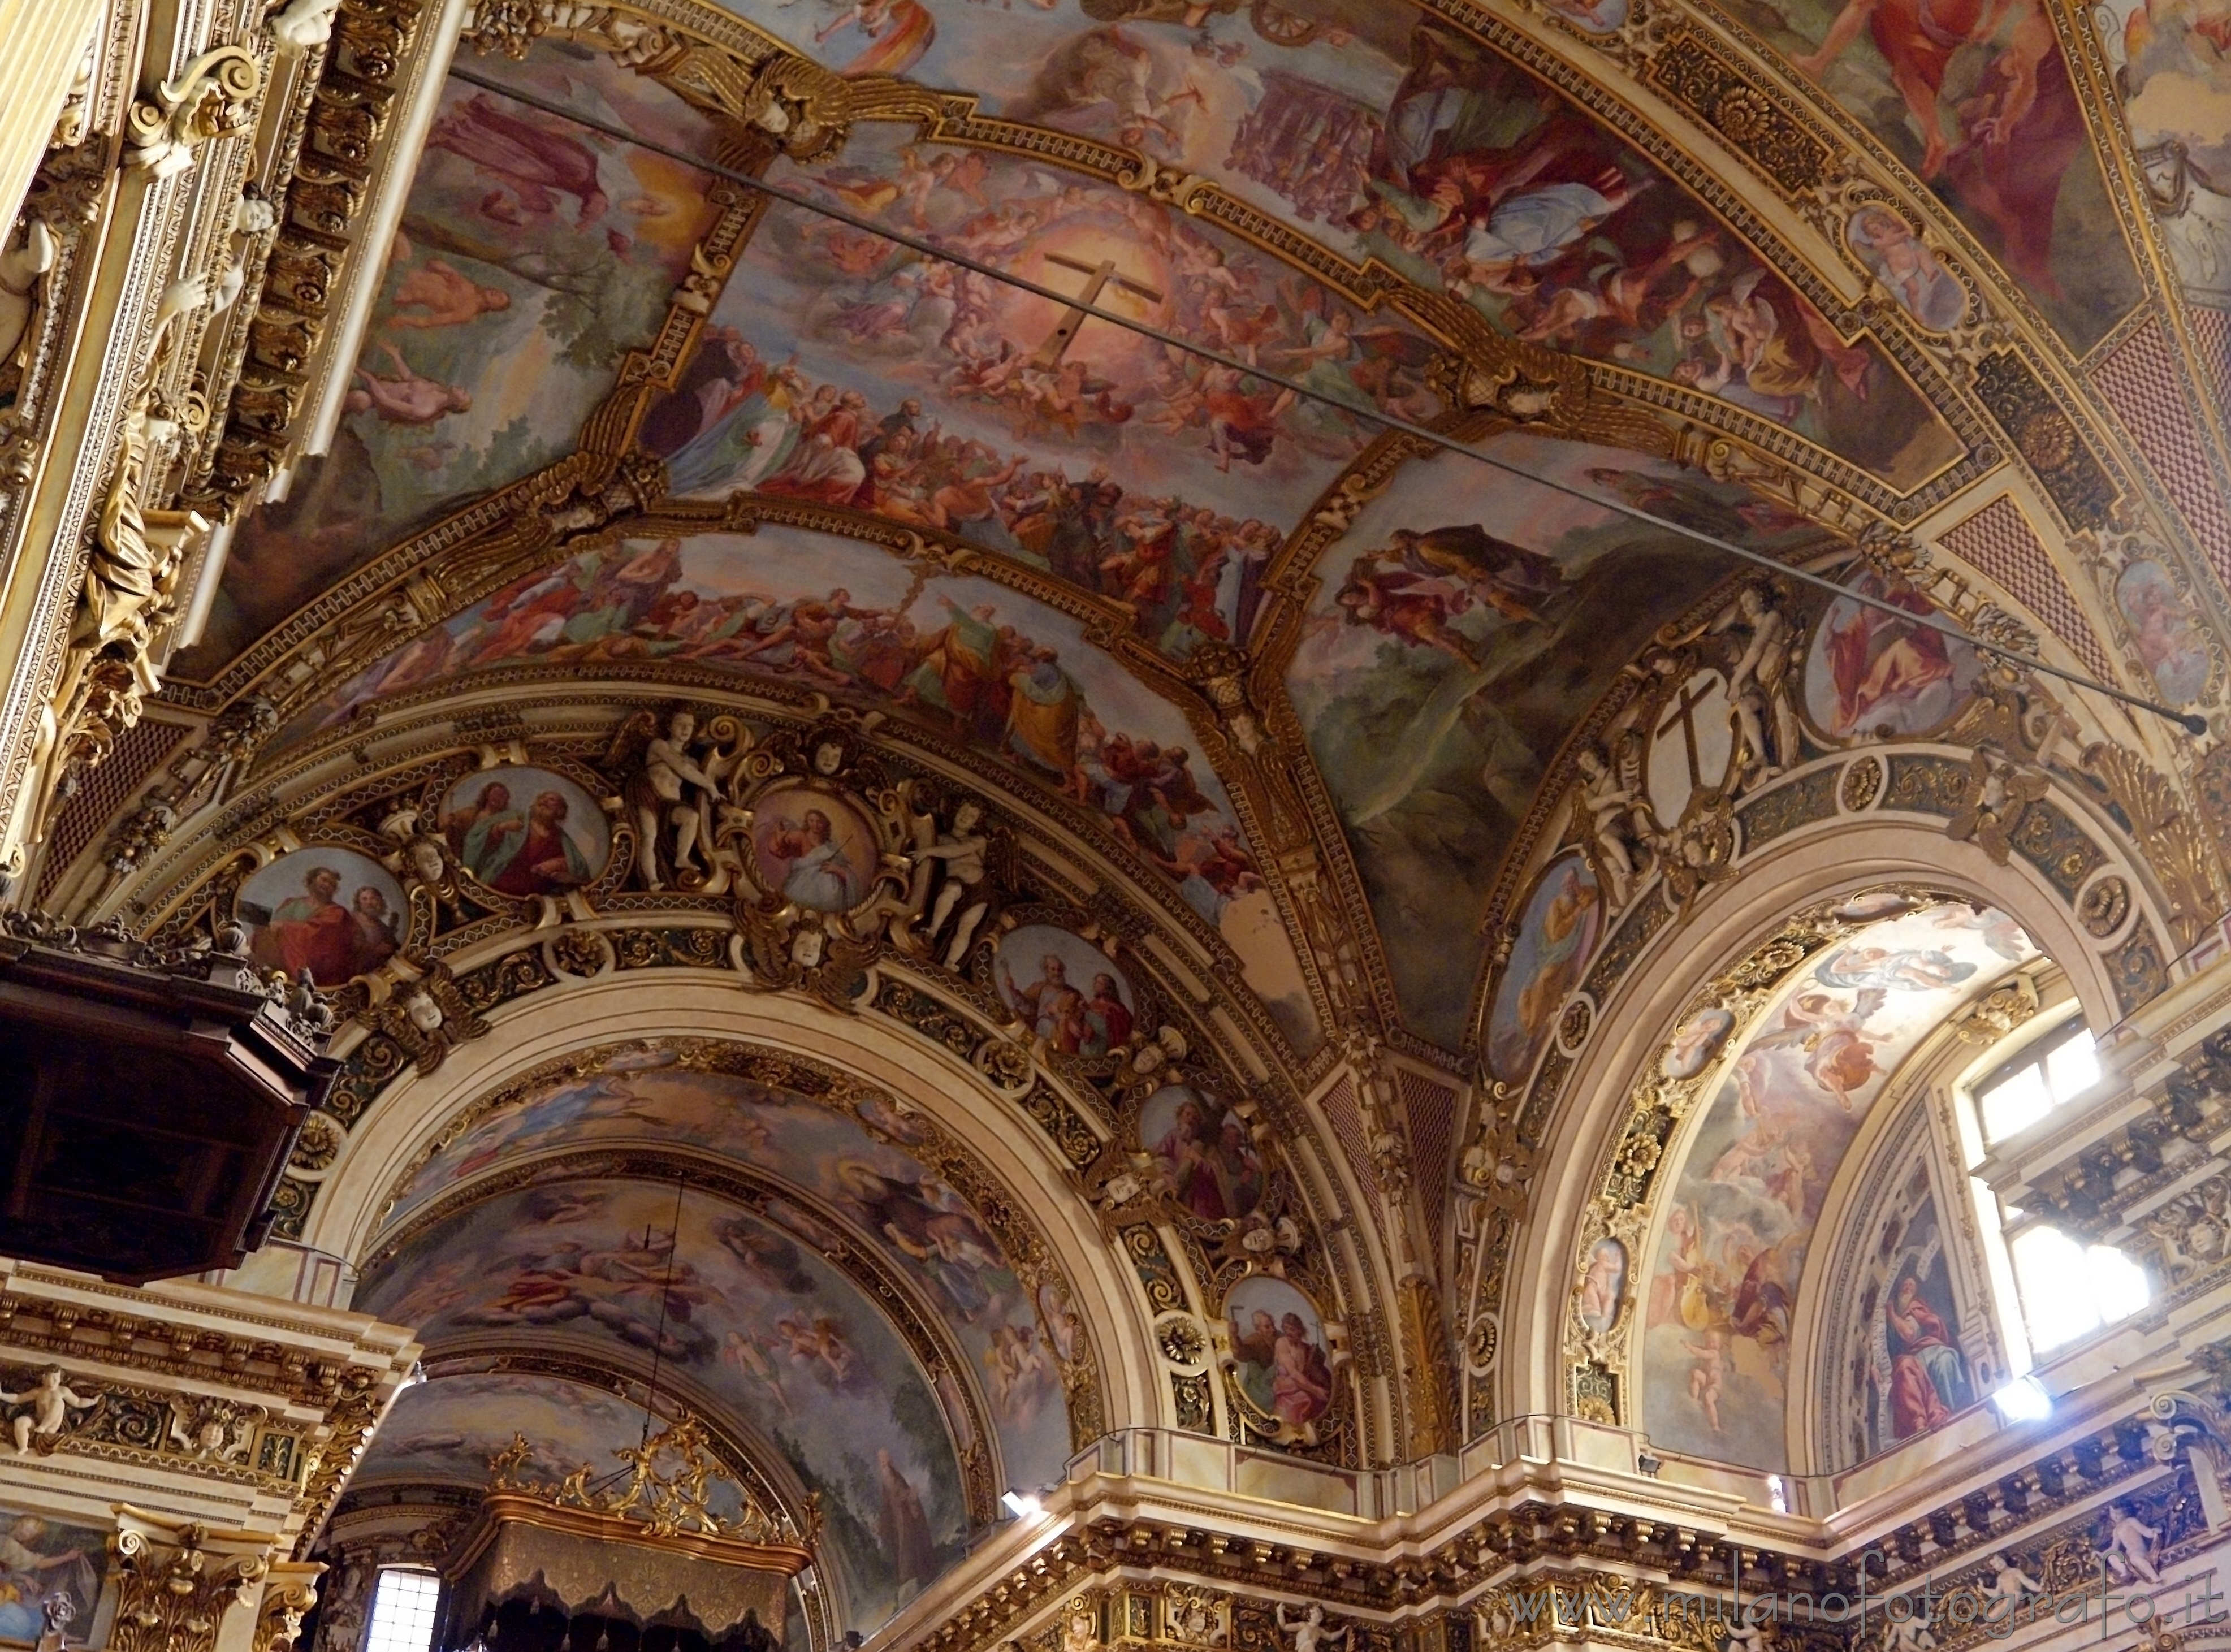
[
  {"left": 137, "top": 0, "right": 2229, "bottom": 1063},
  {"left": 351, "top": 1040, "right": 1090, "bottom": 1636},
  {"left": 1631, "top": 898, "right": 2033, "bottom": 1472},
  {"left": 51, "top": 0, "right": 2231, "bottom": 1596}
]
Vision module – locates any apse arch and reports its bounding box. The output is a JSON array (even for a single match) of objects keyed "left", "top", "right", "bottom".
[
  {"left": 352, "top": 1165, "right": 972, "bottom": 1637},
  {"left": 297, "top": 974, "right": 1165, "bottom": 1453},
  {"left": 1498, "top": 808, "right": 2154, "bottom": 1448}
]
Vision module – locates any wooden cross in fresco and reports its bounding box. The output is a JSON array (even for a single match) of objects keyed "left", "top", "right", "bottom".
[{"left": 1032, "top": 252, "right": 1165, "bottom": 367}]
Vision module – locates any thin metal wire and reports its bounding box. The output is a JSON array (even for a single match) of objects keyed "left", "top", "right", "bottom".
[{"left": 447, "top": 64, "right": 2206, "bottom": 735}]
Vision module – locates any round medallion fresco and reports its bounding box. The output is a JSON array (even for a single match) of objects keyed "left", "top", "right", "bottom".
[
  {"left": 993, "top": 924, "right": 1135, "bottom": 1055},
  {"left": 1140, "top": 1084, "right": 1264, "bottom": 1221},
  {"left": 1662, "top": 1005, "right": 1735, "bottom": 1080},
  {"left": 749, "top": 782, "right": 880, "bottom": 912},
  {"left": 440, "top": 764, "right": 611, "bottom": 896},
  {"left": 238, "top": 847, "right": 406, "bottom": 987},
  {"left": 1801, "top": 570, "right": 1981, "bottom": 740},
  {"left": 1486, "top": 853, "right": 1602, "bottom": 1084},
  {"left": 1224, "top": 1274, "right": 1334, "bottom": 1429}
]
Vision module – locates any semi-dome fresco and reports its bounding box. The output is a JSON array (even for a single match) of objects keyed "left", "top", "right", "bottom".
[
  {"left": 18, "top": 0, "right": 2231, "bottom": 1638},
  {"left": 359, "top": 1176, "right": 974, "bottom": 1631}
]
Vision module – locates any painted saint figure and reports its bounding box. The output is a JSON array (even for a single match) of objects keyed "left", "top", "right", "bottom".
[
  {"left": 247, "top": 863, "right": 400, "bottom": 985},
  {"left": 1884, "top": 1272, "right": 1969, "bottom": 1438},
  {"left": 759, "top": 808, "right": 860, "bottom": 910}
]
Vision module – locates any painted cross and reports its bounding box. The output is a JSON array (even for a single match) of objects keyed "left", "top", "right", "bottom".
[
  {"left": 1032, "top": 252, "right": 1164, "bottom": 367},
  {"left": 1657, "top": 674, "right": 1719, "bottom": 792}
]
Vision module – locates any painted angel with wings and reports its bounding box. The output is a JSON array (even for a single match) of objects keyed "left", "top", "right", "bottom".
[{"left": 1750, "top": 987, "right": 1889, "bottom": 1110}]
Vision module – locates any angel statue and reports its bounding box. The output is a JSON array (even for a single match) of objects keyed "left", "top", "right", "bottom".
[
  {"left": 1277, "top": 1604, "right": 1349, "bottom": 1652},
  {"left": 607, "top": 709, "right": 737, "bottom": 890}
]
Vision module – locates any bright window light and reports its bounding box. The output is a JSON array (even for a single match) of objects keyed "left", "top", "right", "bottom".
[
  {"left": 1979, "top": 1066, "right": 2051, "bottom": 1143},
  {"left": 1975, "top": 1020, "right": 2099, "bottom": 1145},
  {"left": 2009, "top": 1226, "right": 2149, "bottom": 1353},
  {"left": 364, "top": 1569, "right": 441, "bottom": 1652},
  {"left": 2089, "top": 1246, "right": 2153, "bottom": 1323},
  {"left": 2045, "top": 1034, "right": 2101, "bottom": 1104},
  {"left": 1991, "top": 1375, "right": 2052, "bottom": 1421}
]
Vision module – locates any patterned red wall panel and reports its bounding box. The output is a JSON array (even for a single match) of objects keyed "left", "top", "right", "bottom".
[
  {"left": 1397, "top": 1067, "right": 1458, "bottom": 1264},
  {"left": 1317, "top": 1071, "right": 1382, "bottom": 1207},
  {"left": 32, "top": 719, "right": 186, "bottom": 908},
  {"left": 2091, "top": 317, "right": 2231, "bottom": 586},
  {"left": 1938, "top": 496, "right": 2117, "bottom": 682},
  {"left": 2189, "top": 306, "right": 2231, "bottom": 414}
]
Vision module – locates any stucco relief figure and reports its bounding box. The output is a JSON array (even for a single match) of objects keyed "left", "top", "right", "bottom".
[
  {"left": 1277, "top": 1605, "right": 1349, "bottom": 1652},
  {"left": 623, "top": 711, "right": 728, "bottom": 890},
  {"left": 1713, "top": 585, "right": 1800, "bottom": 779},
  {"left": 2103, "top": 1506, "right": 2161, "bottom": 1584},
  {"left": 1575, "top": 746, "right": 1641, "bottom": 906},
  {"left": 0, "top": 1372, "right": 94, "bottom": 1455},
  {"left": 916, "top": 799, "right": 993, "bottom": 965},
  {"left": 0, "top": 220, "right": 57, "bottom": 379},
  {"left": 1983, "top": 1554, "right": 2043, "bottom": 1607}
]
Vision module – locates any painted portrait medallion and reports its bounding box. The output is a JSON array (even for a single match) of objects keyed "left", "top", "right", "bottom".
[
  {"left": 238, "top": 847, "right": 407, "bottom": 987},
  {"left": 1579, "top": 1238, "right": 1628, "bottom": 1335},
  {"left": 1662, "top": 1006, "right": 1735, "bottom": 1080},
  {"left": 1844, "top": 207, "right": 1966, "bottom": 332},
  {"left": 994, "top": 925, "right": 1135, "bottom": 1056},
  {"left": 440, "top": 764, "right": 611, "bottom": 896},
  {"left": 1802, "top": 570, "right": 1981, "bottom": 741},
  {"left": 2116, "top": 560, "right": 2210, "bottom": 707},
  {"left": 1225, "top": 1275, "right": 1334, "bottom": 1429},
  {"left": 750, "top": 782, "right": 880, "bottom": 912},
  {"left": 1486, "top": 853, "right": 1603, "bottom": 1084},
  {"left": 1140, "top": 1084, "right": 1264, "bottom": 1222}
]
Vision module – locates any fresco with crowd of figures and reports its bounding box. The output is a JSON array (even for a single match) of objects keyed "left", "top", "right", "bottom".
[
  {"left": 643, "top": 125, "right": 1436, "bottom": 661},
  {"left": 287, "top": 524, "right": 1318, "bottom": 1050},
  {"left": 173, "top": 45, "right": 719, "bottom": 676},
  {"left": 700, "top": 3, "right": 1961, "bottom": 491},
  {"left": 356, "top": 1178, "right": 970, "bottom": 1632},
  {"left": 1284, "top": 430, "right": 1830, "bottom": 1049},
  {"left": 1638, "top": 901, "right": 2032, "bottom": 1470},
  {"left": 384, "top": 1046, "right": 1076, "bottom": 1490}
]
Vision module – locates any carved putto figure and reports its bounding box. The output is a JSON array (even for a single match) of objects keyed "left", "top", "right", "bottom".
[
  {"left": 1277, "top": 1603, "right": 1349, "bottom": 1652},
  {"left": 0, "top": 1369, "right": 94, "bottom": 1454},
  {"left": 916, "top": 798, "right": 993, "bottom": 966},
  {"left": 1982, "top": 1553, "right": 2043, "bottom": 1606},
  {"left": 1575, "top": 745, "right": 1641, "bottom": 907},
  {"left": 2103, "top": 1505, "right": 2161, "bottom": 1585},
  {"left": 1713, "top": 585, "right": 1800, "bottom": 779},
  {"left": 623, "top": 710, "right": 729, "bottom": 889}
]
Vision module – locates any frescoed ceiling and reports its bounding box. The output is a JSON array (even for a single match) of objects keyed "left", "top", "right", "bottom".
[
  {"left": 61, "top": 0, "right": 2231, "bottom": 1516},
  {"left": 348, "top": 1040, "right": 1091, "bottom": 1638},
  {"left": 140, "top": 0, "right": 2231, "bottom": 1063},
  {"left": 1629, "top": 898, "right": 2034, "bottom": 1473}
]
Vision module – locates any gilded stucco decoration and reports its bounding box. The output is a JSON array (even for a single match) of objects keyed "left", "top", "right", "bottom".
[{"left": 21, "top": 0, "right": 2231, "bottom": 1619}]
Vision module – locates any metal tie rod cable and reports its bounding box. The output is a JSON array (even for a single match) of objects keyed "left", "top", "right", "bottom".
[{"left": 449, "top": 65, "right": 2206, "bottom": 734}]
